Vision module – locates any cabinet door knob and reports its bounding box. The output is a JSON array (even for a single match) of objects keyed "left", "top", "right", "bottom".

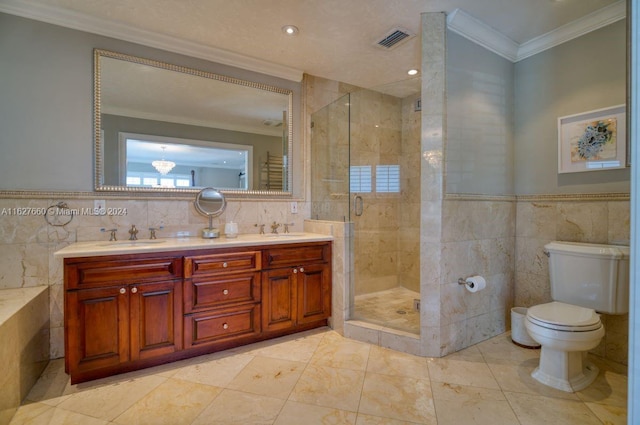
[
  {"left": 131, "top": 287, "right": 138, "bottom": 294},
  {"left": 119, "top": 287, "right": 126, "bottom": 294},
  {"left": 222, "top": 262, "right": 228, "bottom": 268},
  {"left": 293, "top": 268, "right": 297, "bottom": 273},
  {"left": 223, "top": 289, "right": 229, "bottom": 295},
  {"left": 299, "top": 267, "right": 304, "bottom": 273},
  {"left": 222, "top": 323, "right": 229, "bottom": 330}
]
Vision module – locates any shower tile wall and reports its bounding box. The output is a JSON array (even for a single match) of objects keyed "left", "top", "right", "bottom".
[{"left": 515, "top": 197, "right": 630, "bottom": 364}]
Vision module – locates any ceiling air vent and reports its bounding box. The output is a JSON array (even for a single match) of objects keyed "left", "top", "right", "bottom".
[{"left": 375, "top": 27, "right": 415, "bottom": 49}]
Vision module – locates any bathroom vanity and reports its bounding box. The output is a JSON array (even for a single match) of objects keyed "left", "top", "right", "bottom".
[{"left": 56, "top": 234, "right": 332, "bottom": 383}]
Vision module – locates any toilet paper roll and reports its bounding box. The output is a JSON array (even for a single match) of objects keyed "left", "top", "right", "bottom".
[{"left": 465, "top": 275, "right": 486, "bottom": 293}]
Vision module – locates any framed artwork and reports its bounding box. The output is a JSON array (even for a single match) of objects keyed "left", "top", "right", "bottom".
[{"left": 557, "top": 104, "right": 626, "bottom": 173}]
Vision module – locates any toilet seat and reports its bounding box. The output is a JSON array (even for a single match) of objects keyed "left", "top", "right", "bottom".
[{"left": 527, "top": 302, "right": 601, "bottom": 332}]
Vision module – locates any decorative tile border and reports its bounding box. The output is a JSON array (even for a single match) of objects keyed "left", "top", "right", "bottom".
[{"left": 445, "top": 192, "right": 629, "bottom": 202}]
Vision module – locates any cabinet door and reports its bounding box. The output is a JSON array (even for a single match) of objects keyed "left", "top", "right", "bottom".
[
  {"left": 297, "top": 263, "right": 331, "bottom": 324},
  {"left": 130, "top": 280, "right": 182, "bottom": 361},
  {"left": 261, "top": 268, "right": 296, "bottom": 331},
  {"left": 66, "top": 286, "right": 129, "bottom": 374}
]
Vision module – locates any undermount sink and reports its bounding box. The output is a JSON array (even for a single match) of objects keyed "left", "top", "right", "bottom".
[{"left": 97, "top": 239, "right": 168, "bottom": 247}]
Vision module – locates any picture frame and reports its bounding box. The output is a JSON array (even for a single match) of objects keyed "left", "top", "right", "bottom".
[{"left": 557, "top": 104, "right": 626, "bottom": 173}]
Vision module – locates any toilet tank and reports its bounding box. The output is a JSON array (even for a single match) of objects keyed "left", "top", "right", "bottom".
[{"left": 545, "top": 241, "right": 629, "bottom": 314}]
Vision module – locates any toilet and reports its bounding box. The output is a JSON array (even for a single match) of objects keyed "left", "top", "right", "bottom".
[{"left": 524, "top": 241, "right": 629, "bottom": 392}]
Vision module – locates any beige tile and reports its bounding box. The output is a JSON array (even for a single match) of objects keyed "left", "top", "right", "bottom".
[
  {"left": 112, "top": 378, "right": 221, "bottom": 425},
  {"left": 171, "top": 353, "right": 254, "bottom": 387},
  {"left": 56, "top": 374, "right": 167, "bottom": 421},
  {"left": 427, "top": 358, "right": 500, "bottom": 390},
  {"left": 244, "top": 329, "right": 325, "bottom": 362},
  {"left": 310, "top": 331, "right": 371, "bottom": 371},
  {"left": 475, "top": 333, "right": 540, "bottom": 365},
  {"left": 585, "top": 402, "right": 627, "bottom": 425},
  {"left": 11, "top": 407, "right": 110, "bottom": 425},
  {"left": 366, "top": 346, "right": 429, "bottom": 379},
  {"left": 358, "top": 372, "right": 436, "bottom": 424},
  {"left": 191, "top": 389, "right": 285, "bottom": 425},
  {"left": 575, "top": 366, "right": 628, "bottom": 408},
  {"left": 486, "top": 358, "right": 579, "bottom": 400},
  {"left": 431, "top": 382, "right": 518, "bottom": 425},
  {"left": 355, "top": 414, "right": 425, "bottom": 425},
  {"left": 505, "top": 392, "right": 603, "bottom": 425},
  {"left": 274, "top": 401, "right": 357, "bottom": 425},
  {"left": 226, "top": 356, "right": 306, "bottom": 399},
  {"left": 6, "top": 402, "right": 52, "bottom": 425},
  {"left": 289, "top": 364, "right": 365, "bottom": 412}
]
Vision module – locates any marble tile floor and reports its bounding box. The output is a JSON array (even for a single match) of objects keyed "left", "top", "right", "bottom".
[
  {"left": 352, "top": 287, "right": 421, "bottom": 334},
  {"left": 9, "top": 328, "right": 627, "bottom": 425}
]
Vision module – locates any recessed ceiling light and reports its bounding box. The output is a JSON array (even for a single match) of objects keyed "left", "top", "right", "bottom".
[
  {"left": 282, "top": 25, "right": 299, "bottom": 36},
  {"left": 408, "top": 69, "right": 419, "bottom": 76}
]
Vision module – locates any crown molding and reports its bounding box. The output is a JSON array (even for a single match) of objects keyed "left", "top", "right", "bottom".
[
  {"left": 0, "top": 1, "right": 625, "bottom": 72},
  {"left": 517, "top": 0, "right": 626, "bottom": 61},
  {"left": 0, "top": 0, "right": 304, "bottom": 82},
  {"left": 447, "top": 1, "right": 626, "bottom": 63},
  {"left": 446, "top": 9, "right": 519, "bottom": 62}
]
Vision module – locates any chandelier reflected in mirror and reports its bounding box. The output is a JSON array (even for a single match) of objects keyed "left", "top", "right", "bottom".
[{"left": 152, "top": 146, "right": 176, "bottom": 175}]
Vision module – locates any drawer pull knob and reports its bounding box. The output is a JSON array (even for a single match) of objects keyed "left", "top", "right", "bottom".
[
  {"left": 223, "top": 289, "right": 229, "bottom": 295},
  {"left": 223, "top": 323, "right": 229, "bottom": 330},
  {"left": 131, "top": 287, "right": 138, "bottom": 294},
  {"left": 293, "top": 268, "right": 297, "bottom": 273},
  {"left": 222, "top": 262, "right": 228, "bottom": 268},
  {"left": 299, "top": 267, "right": 304, "bottom": 273},
  {"left": 119, "top": 287, "right": 126, "bottom": 294}
]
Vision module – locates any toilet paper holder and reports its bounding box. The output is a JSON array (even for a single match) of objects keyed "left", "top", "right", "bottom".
[{"left": 458, "top": 276, "right": 476, "bottom": 288}]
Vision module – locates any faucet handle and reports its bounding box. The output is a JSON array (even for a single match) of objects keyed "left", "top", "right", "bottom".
[
  {"left": 100, "top": 228, "right": 118, "bottom": 241},
  {"left": 283, "top": 223, "right": 294, "bottom": 234},
  {"left": 148, "top": 225, "right": 164, "bottom": 240},
  {"left": 254, "top": 223, "right": 265, "bottom": 235}
]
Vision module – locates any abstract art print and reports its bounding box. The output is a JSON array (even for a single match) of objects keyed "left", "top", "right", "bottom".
[{"left": 558, "top": 105, "right": 626, "bottom": 173}]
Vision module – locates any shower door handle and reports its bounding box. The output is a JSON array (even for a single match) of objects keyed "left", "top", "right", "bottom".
[{"left": 354, "top": 195, "right": 363, "bottom": 217}]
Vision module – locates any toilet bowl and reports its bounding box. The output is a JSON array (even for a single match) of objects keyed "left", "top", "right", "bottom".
[
  {"left": 524, "top": 241, "right": 628, "bottom": 392},
  {"left": 525, "top": 301, "right": 604, "bottom": 392}
]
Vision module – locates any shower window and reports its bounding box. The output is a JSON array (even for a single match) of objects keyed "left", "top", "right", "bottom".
[
  {"left": 350, "top": 165, "right": 372, "bottom": 193},
  {"left": 375, "top": 165, "right": 400, "bottom": 193}
]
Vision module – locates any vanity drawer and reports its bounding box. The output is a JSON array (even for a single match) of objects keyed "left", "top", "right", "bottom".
[
  {"left": 183, "top": 304, "right": 261, "bottom": 348},
  {"left": 184, "top": 251, "right": 260, "bottom": 278},
  {"left": 184, "top": 272, "right": 261, "bottom": 313},
  {"left": 263, "top": 243, "right": 330, "bottom": 269},
  {"left": 66, "top": 257, "right": 182, "bottom": 289}
]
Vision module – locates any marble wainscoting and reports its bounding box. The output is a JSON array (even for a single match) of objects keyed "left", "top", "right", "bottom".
[
  {"left": 439, "top": 195, "right": 517, "bottom": 355},
  {"left": 515, "top": 193, "right": 630, "bottom": 365},
  {"left": 0, "top": 193, "right": 310, "bottom": 359}
]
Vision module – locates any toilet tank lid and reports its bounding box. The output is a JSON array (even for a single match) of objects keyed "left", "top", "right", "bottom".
[{"left": 545, "top": 241, "right": 629, "bottom": 259}]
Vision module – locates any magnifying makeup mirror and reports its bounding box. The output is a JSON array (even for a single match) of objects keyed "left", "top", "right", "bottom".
[{"left": 194, "top": 187, "right": 227, "bottom": 238}]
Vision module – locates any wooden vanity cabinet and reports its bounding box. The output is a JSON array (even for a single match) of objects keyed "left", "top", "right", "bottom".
[
  {"left": 64, "top": 255, "right": 183, "bottom": 383},
  {"left": 262, "top": 243, "right": 332, "bottom": 332},
  {"left": 63, "top": 240, "right": 332, "bottom": 383},
  {"left": 183, "top": 250, "right": 262, "bottom": 349}
]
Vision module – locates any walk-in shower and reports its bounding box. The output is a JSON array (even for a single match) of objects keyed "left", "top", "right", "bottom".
[{"left": 310, "top": 79, "right": 421, "bottom": 334}]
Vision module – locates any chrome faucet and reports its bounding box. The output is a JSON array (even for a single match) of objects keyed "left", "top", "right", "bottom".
[
  {"left": 254, "top": 223, "right": 265, "bottom": 235},
  {"left": 101, "top": 228, "right": 118, "bottom": 241},
  {"left": 129, "top": 224, "right": 139, "bottom": 240},
  {"left": 283, "top": 223, "right": 294, "bottom": 234}
]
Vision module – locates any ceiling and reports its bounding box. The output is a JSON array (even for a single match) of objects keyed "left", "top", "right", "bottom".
[{"left": 0, "top": 0, "right": 625, "bottom": 90}]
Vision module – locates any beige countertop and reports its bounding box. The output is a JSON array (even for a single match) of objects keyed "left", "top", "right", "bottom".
[{"left": 54, "top": 232, "right": 333, "bottom": 259}]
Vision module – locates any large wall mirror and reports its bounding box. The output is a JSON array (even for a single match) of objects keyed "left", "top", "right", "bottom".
[{"left": 94, "top": 49, "right": 293, "bottom": 195}]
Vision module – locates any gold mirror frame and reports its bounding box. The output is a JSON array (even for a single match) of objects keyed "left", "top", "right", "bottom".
[{"left": 94, "top": 49, "right": 294, "bottom": 197}]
